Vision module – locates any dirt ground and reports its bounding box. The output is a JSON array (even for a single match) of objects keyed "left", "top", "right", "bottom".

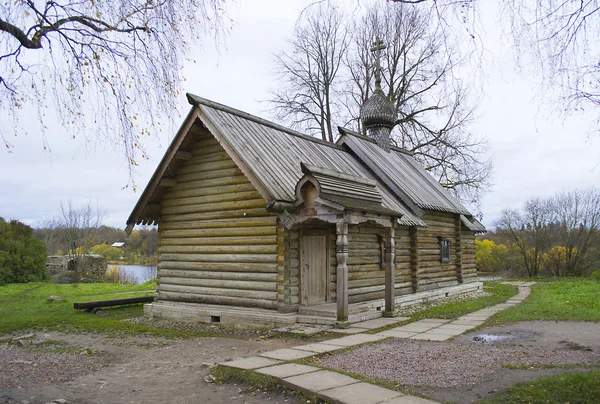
[
  {"left": 0, "top": 331, "right": 303, "bottom": 404},
  {"left": 2, "top": 321, "right": 599, "bottom": 404}
]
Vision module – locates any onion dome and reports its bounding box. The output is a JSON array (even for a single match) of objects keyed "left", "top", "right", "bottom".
[
  {"left": 360, "top": 87, "right": 397, "bottom": 130},
  {"left": 359, "top": 37, "right": 396, "bottom": 152}
]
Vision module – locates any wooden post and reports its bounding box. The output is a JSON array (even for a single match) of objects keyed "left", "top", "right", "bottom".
[
  {"left": 410, "top": 227, "right": 419, "bottom": 292},
  {"left": 336, "top": 222, "right": 349, "bottom": 327},
  {"left": 455, "top": 215, "right": 463, "bottom": 283},
  {"left": 384, "top": 225, "right": 396, "bottom": 317}
]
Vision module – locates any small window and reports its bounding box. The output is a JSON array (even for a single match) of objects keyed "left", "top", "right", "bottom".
[{"left": 440, "top": 239, "right": 450, "bottom": 263}]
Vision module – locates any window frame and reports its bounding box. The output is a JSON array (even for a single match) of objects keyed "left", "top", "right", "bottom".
[{"left": 439, "top": 237, "right": 450, "bottom": 263}]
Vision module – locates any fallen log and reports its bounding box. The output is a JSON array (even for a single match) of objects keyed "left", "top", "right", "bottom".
[{"left": 73, "top": 296, "right": 154, "bottom": 310}]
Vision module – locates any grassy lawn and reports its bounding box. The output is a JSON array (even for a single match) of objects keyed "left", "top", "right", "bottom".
[
  {"left": 488, "top": 279, "right": 600, "bottom": 325},
  {"left": 411, "top": 282, "right": 518, "bottom": 320},
  {"left": 0, "top": 282, "right": 209, "bottom": 338},
  {"left": 482, "top": 370, "right": 600, "bottom": 404}
]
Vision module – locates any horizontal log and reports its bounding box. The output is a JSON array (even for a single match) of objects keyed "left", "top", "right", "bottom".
[
  {"left": 348, "top": 264, "right": 382, "bottom": 272},
  {"left": 160, "top": 276, "right": 276, "bottom": 292},
  {"left": 161, "top": 226, "right": 276, "bottom": 238},
  {"left": 159, "top": 261, "right": 277, "bottom": 272},
  {"left": 349, "top": 278, "right": 385, "bottom": 289},
  {"left": 161, "top": 253, "right": 278, "bottom": 263},
  {"left": 348, "top": 284, "right": 384, "bottom": 296},
  {"left": 419, "top": 270, "right": 458, "bottom": 280},
  {"left": 162, "top": 198, "right": 266, "bottom": 215},
  {"left": 162, "top": 208, "right": 272, "bottom": 224},
  {"left": 347, "top": 256, "right": 380, "bottom": 265},
  {"left": 160, "top": 216, "right": 277, "bottom": 230},
  {"left": 161, "top": 235, "right": 277, "bottom": 246},
  {"left": 159, "top": 291, "right": 278, "bottom": 310},
  {"left": 162, "top": 190, "right": 262, "bottom": 208},
  {"left": 177, "top": 167, "right": 244, "bottom": 183},
  {"left": 160, "top": 283, "right": 277, "bottom": 300},
  {"left": 73, "top": 296, "right": 154, "bottom": 310},
  {"left": 419, "top": 277, "right": 458, "bottom": 285},
  {"left": 158, "top": 245, "right": 278, "bottom": 254},
  {"left": 186, "top": 150, "right": 230, "bottom": 164},
  {"left": 168, "top": 175, "right": 250, "bottom": 193},
  {"left": 163, "top": 183, "right": 257, "bottom": 202},
  {"left": 347, "top": 271, "right": 385, "bottom": 281},
  {"left": 160, "top": 269, "right": 277, "bottom": 282},
  {"left": 190, "top": 144, "right": 223, "bottom": 156},
  {"left": 176, "top": 159, "right": 237, "bottom": 175}
]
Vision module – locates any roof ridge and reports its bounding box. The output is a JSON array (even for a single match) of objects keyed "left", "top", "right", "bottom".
[
  {"left": 187, "top": 93, "right": 344, "bottom": 150},
  {"left": 337, "top": 126, "right": 413, "bottom": 156}
]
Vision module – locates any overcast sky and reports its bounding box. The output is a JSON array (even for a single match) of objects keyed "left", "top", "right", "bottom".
[{"left": 1, "top": 0, "right": 599, "bottom": 231}]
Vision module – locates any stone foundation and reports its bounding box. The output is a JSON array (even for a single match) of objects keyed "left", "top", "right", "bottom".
[{"left": 144, "top": 282, "right": 483, "bottom": 329}]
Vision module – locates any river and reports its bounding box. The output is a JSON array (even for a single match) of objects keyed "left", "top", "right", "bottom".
[{"left": 113, "top": 264, "right": 157, "bottom": 284}]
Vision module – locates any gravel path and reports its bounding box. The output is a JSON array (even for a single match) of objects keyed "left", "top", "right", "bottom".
[
  {"left": 0, "top": 341, "right": 109, "bottom": 389},
  {"left": 319, "top": 338, "right": 600, "bottom": 389}
]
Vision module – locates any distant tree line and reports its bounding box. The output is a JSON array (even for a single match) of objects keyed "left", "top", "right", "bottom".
[
  {"left": 35, "top": 201, "right": 157, "bottom": 265},
  {"left": 476, "top": 188, "right": 600, "bottom": 277}
]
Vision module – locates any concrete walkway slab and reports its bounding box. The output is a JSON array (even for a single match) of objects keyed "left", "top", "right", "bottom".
[
  {"left": 392, "top": 323, "right": 440, "bottom": 333},
  {"left": 410, "top": 332, "right": 454, "bottom": 341},
  {"left": 379, "top": 395, "right": 440, "bottom": 403},
  {"left": 318, "top": 382, "right": 404, "bottom": 404},
  {"left": 293, "top": 343, "right": 344, "bottom": 353},
  {"left": 377, "top": 330, "right": 418, "bottom": 339},
  {"left": 433, "top": 324, "right": 474, "bottom": 332},
  {"left": 256, "top": 363, "right": 320, "bottom": 378},
  {"left": 282, "top": 370, "right": 359, "bottom": 393},
  {"left": 328, "top": 327, "right": 367, "bottom": 334},
  {"left": 259, "top": 348, "right": 319, "bottom": 360},
  {"left": 220, "top": 356, "right": 281, "bottom": 370},
  {"left": 325, "top": 333, "right": 387, "bottom": 347},
  {"left": 449, "top": 320, "right": 485, "bottom": 326},
  {"left": 353, "top": 317, "right": 410, "bottom": 330},
  {"left": 418, "top": 319, "right": 451, "bottom": 324}
]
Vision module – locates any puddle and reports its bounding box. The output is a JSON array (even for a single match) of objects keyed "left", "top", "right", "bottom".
[{"left": 471, "top": 332, "right": 536, "bottom": 344}]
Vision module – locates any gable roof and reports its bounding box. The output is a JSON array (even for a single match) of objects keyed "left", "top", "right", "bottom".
[
  {"left": 338, "top": 128, "right": 472, "bottom": 216},
  {"left": 126, "top": 94, "right": 479, "bottom": 231}
]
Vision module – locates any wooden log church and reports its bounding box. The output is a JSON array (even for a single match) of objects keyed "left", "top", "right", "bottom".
[{"left": 126, "top": 44, "right": 485, "bottom": 327}]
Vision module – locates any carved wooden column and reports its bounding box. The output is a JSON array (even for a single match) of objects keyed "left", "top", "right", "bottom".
[
  {"left": 384, "top": 225, "right": 396, "bottom": 317},
  {"left": 410, "top": 227, "right": 419, "bottom": 292},
  {"left": 336, "top": 222, "right": 349, "bottom": 327},
  {"left": 455, "top": 215, "right": 463, "bottom": 283}
]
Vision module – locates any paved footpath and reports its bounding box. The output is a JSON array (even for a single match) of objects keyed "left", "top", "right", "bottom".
[{"left": 219, "top": 282, "right": 534, "bottom": 404}]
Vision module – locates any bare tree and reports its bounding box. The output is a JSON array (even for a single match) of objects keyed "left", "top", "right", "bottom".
[
  {"left": 500, "top": 1, "right": 600, "bottom": 135},
  {"left": 551, "top": 188, "right": 600, "bottom": 276},
  {"left": 1, "top": 0, "right": 226, "bottom": 178},
  {"left": 344, "top": 3, "right": 491, "bottom": 205},
  {"left": 496, "top": 198, "right": 555, "bottom": 277},
  {"left": 55, "top": 200, "right": 107, "bottom": 276},
  {"left": 269, "top": 1, "right": 349, "bottom": 142},
  {"left": 268, "top": 0, "right": 491, "bottom": 205}
]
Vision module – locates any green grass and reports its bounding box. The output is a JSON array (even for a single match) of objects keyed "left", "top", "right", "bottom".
[
  {"left": 0, "top": 282, "right": 212, "bottom": 338},
  {"left": 481, "top": 370, "right": 600, "bottom": 404},
  {"left": 411, "top": 282, "right": 518, "bottom": 320},
  {"left": 488, "top": 279, "right": 600, "bottom": 325}
]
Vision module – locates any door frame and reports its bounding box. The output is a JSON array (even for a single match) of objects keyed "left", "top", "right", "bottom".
[{"left": 299, "top": 229, "right": 331, "bottom": 305}]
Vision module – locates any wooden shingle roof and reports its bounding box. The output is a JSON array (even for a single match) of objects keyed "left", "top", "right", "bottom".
[{"left": 126, "top": 94, "right": 481, "bottom": 232}]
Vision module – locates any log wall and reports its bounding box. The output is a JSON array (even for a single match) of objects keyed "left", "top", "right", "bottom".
[
  {"left": 157, "top": 132, "right": 279, "bottom": 309},
  {"left": 461, "top": 227, "right": 477, "bottom": 282},
  {"left": 416, "top": 211, "right": 461, "bottom": 291}
]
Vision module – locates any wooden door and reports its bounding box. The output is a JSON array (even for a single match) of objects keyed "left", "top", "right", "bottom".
[{"left": 301, "top": 234, "right": 329, "bottom": 305}]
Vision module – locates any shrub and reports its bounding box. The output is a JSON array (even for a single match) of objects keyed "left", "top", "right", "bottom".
[
  {"left": 591, "top": 270, "right": 600, "bottom": 280},
  {"left": 104, "top": 265, "right": 133, "bottom": 284},
  {"left": 0, "top": 217, "right": 48, "bottom": 285}
]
